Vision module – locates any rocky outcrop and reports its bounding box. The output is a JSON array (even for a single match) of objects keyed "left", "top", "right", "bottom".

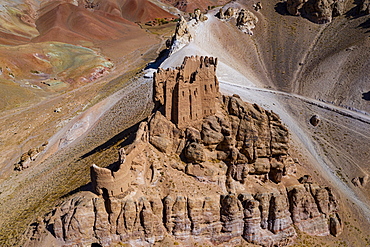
[
  {"left": 170, "top": 16, "right": 192, "bottom": 54},
  {"left": 351, "top": 174, "right": 369, "bottom": 187},
  {"left": 26, "top": 56, "right": 342, "bottom": 247},
  {"left": 287, "top": 0, "right": 307, "bottom": 16},
  {"left": 29, "top": 193, "right": 167, "bottom": 246},
  {"left": 29, "top": 180, "right": 340, "bottom": 246},
  {"left": 286, "top": 0, "right": 346, "bottom": 23},
  {"left": 236, "top": 9, "right": 258, "bottom": 35},
  {"left": 359, "top": 0, "right": 370, "bottom": 15},
  {"left": 191, "top": 9, "right": 208, "bottom": 22},
  {"left": 253, "top": 2, "right": 262, "bottom": 12},
  {"left": 14, "top": 142, "right": 48, "bottom": 170},
  {"left": 287, "top": 183, "right": 342, "bottom": 236},
  {"left": 240, "top": 192, "right": 296, "bottom": 246},
  {"left": 223, "top": 7, "right": 237, "bottom": 18},
  {"left": 217, "top": 7, "right": 258, "bottom": 35},
  {"left": 310, "top": 114, "right": 320, "bottom": 126}
]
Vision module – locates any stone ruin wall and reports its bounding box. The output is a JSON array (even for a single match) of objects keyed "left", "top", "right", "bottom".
[
  {"left": 91, "top": 55, "right": 220, "bottom": 199},
  {"left": 90, "top": 123, "right": 149, "bottom": 198},
  {"left": 154, "top": 56, "right": 219, "bottom": 128}
]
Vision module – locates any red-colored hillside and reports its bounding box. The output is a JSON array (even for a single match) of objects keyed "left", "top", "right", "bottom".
[
  {"left": 32, "top": 3, "right": 140, "bottom": 44},
  {"left": 95, "top": 0, "right": 177, "bottom": 23}
]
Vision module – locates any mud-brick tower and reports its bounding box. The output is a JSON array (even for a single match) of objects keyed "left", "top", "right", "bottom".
[{"left": 153, "top": 56, "right": 219, "bottom": 128}]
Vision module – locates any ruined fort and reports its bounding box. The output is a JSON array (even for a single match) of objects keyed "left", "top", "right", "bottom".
[
  {"left": 153, "top": 55, "right": 219, "bottom": 128},
  {"left": 37, "top": 56, "right": 343, "bottom": 247},
  {"left": 90, "top": 121, "right": 150, "bottom": 197},
  {"left": 91, "top": 55, "right": 220, "bottom": 197}
]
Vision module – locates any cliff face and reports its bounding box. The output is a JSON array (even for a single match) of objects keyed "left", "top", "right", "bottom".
[{"left": 25, "top": 57, "right": 342, "bottom": 247}]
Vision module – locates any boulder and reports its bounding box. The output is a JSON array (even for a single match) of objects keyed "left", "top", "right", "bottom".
[
  {"left": 217, "top": 8, "right": 225, "bottom": 19},
  {"left": 14, "top": 142, "right": 48, "bottom": 171},
  {"left": 250, "top": 158, "right": 270, "bottom": 174},
  {"left": 269, "top": 158, "right": 285, "bottom": 183},
  {"left": 352, "top": 174, "right": 368, "bottom": 187},
  {"left": 224, "top": 7, "right": 236, "bottom": 18},
  {"left": 149, "top": 111, "right": 184, "bottom": 154},
  {"left": 299, "top": 174, "right": 313, "bottom": 184},
  {"left": 310, "top": 114, "right": 320, "bottom": 126},
  {"left": 253, "top": 2, "right": 262, "bottom": 11},
  {"left": 236, "top": 9, "right": 258, "bottom": 35},
  {"left": 329, "top": 214, "right": 343, "bottom": 237},
  {"left": 201, "top": 116, "right": 224, "bottom": 146},
  {"left": 193, "top": 9, "right": 208, "bottom": 22},
  {"left": 184, "top": 142, "right": 206, "bottom": 163},
  {"left": 287, "top": 0, "right": 307, "bottom": 16}
]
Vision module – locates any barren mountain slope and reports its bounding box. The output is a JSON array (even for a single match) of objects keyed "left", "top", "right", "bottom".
[
  {"left": 32, "top": 2, "right": 158, "bottom": 46},
  {"left": 0, "top": 0, "right": 168, "bottom": 167},
  {"left": 94, "top": 0, "right": 177, "bottom": 23},
  {"left": 0, "top": 0, "right": 178, "bottom": 243},
  {"left": 0, "top": 0, "right": 176, "bottom": 139},
  {"left": 162, "top": 0, "right": 369, "bottom": 113},
  {"left": 0, "top": 0, "right": 369, "bottom": 246},
  {"left": 245, "top": 0, "right": 369, "bottom": 113},
  {"left": 0, "top": 0, "right": 41, "bottom": 45}
]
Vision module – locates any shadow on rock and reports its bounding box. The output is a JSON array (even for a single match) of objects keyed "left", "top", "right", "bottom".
[
  {"left": 345, "top": 0, "right": 370, "bottom": 19},
  {"left": 79, "top": 122, "right": 140, "bottom": 161},
  {"left": 362, "top": 91, "right": 370, "bottom": 100},
  {"left": 275, "top": 2, "right": 290, "bottom": 15},
  {"left": 61, "top": 182, "right": 93, "bottom": 198},
  {"left": 359, "top": 18, "right": 370, "bottom": 32},
  {"left": 145, "top": 48, "right": 170, "bottom": 69}
]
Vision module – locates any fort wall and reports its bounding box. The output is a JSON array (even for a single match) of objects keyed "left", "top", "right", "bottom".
[
  {"left": 154, "top": 56, "right": 219, "bottom": 128},
  {"left": 91, "top": 56, "right": 220, "bottom": 197},
  {"left": 90, "top": 123, "right": 149, "bottom": 197}
]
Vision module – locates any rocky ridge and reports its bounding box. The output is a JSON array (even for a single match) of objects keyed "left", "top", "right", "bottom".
[
  {"left": 217, "top": 7, "right": 258, "bottom": 35},
  {"left": 169, "top": 16, "right": 192, "bottom": 55},
  {"left": 169, "top": 10, "right": 209, "bottom": 55},
  {"left": 25, "top": 56, "right": 343, "bottom": 247},
  {"left": 26, "top": 93, "right": 342, "bottom": 246},
  {"left": 14, "top": 142, "right": 48, "bottom": 171}
]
